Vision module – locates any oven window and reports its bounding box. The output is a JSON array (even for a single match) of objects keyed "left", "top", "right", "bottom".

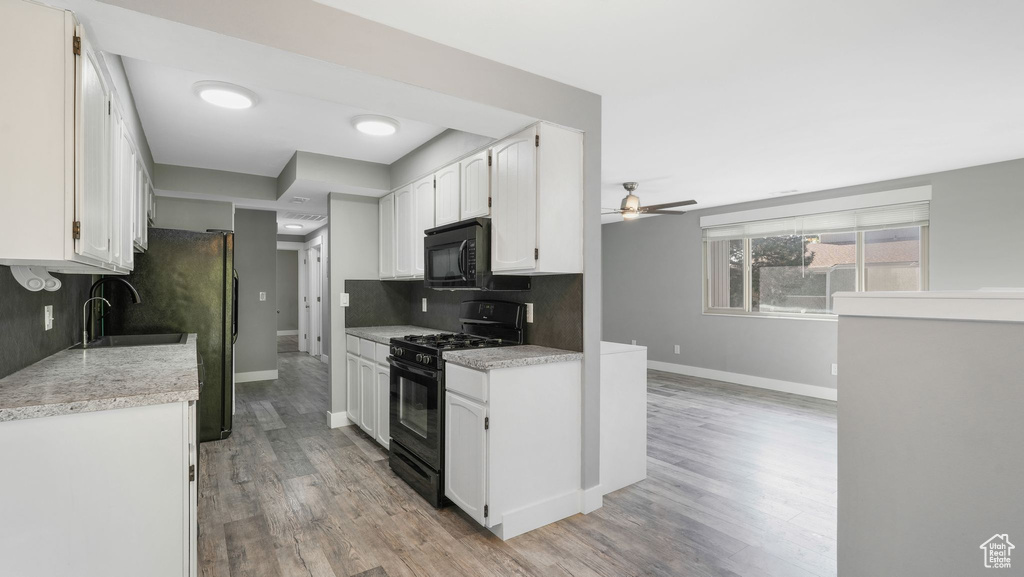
[
  {"left": 428, "top": 246, "right": 462, "bottom": 281},
  {"left": 399, "top": 376, "right": 430, "bottom": 439}
]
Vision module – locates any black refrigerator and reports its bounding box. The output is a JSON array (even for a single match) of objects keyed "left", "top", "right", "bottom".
[{"left": 106, "top": 228, "right": 237, "bottom": 442}]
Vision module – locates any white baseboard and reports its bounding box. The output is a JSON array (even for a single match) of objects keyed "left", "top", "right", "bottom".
[
  {"left": 648, "top": 360, "right": 838, "bottom": 401},
  {"left": 581, "top": 485, "right": 604, "bottom": 514},
  {"left": 489, "top": 489, "right": 582, "bottom": 541},
  {"left": 277, "top": 330, "right": 299, "bottom": 336},
  {"left": 328, "top": 411, "right": 353, "bottom": 428},
  {"left": 320, "top": 354, "right": 329, "bottom": 364},
  {"left": 235, "top": 370, "right": 279, "bottom": 383}
]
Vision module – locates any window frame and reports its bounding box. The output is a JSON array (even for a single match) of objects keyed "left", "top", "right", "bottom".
[{"left": 702, "top": 225, "right": 929, "bottom": 319}]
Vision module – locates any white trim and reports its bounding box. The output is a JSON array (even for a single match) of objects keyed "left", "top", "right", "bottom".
[
  {"left": 699, "top": 185, "right": 932, "bottom": 228},
  {"left": 277, "top": 241, "right": 304, "bottom": 251},
  {"left": 277, "top": 330, "right": 298, "bottom": 336},
  {"left": 488, "top": 489, "right": 582, "bottom": 541},
  {"left": 235, "top": 370, "right": 279, "bottom": 383},
  {"left": 320, "top": 354, "right": 329, "bottom": 364},
  {"left": 328, "top": 411, "right": 352, "bottom": 428},
  {"left": 581, "top": 485, "right": 604, "bottom": 514},
  {"left": 834, "top": 290, "right": 1024, "bottom": 323},
  {"left": 648, "top": 360, "right": 838, "bottom": 401}
]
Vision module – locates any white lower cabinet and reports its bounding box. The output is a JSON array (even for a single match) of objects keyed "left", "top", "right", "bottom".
[
  {"left": 346, "top": 352, "right": 360, "bottom": 424},
  {"left": 358, "top": 357, "right": 375, "bottom": 435},
  {"left": 376, "top": 364, "right": 391, "bottom": 448},
  {"left": 0, "top": 400, "right": 196, "bottom": 576},
  {"left": 348, "top": 337, "right": 392, "bottom": 449},
  {"left": 444, "top": 360, "right": 582, "bottom": 540}
]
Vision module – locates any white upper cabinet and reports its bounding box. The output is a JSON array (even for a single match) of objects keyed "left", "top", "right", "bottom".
[
  {"left": 134, "top": 159, "right": 150, "bottom": 252},
  {"left": 434, "top": 162, "right": 460, "bottom": 226},
  {"left": 378, "top": 192, "right": 396, "bottom": 279},
  {"left": 0, "top": 1, "right": 140, "bottom": 275},
  {"left": 491, "top": 123, "right": 583, "bottom": 275},
  {"left": 461, "top": 150, "right": 491, "bottom": 220},
  {"left": 413, "top": 175, "right": 435, "bottom": 277},
  {"left": 110, "top": 99, "right": 136, "bottom": 270},
  {"left": 394, "top": 185, "right": 414, "bottom": 277}
]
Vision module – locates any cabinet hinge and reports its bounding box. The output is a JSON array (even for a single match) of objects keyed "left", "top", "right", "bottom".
[
  {"left": 535, "top": 134, "right": 540, "bottom": 147},
  {"left": 304, "top": 334, "right": 307, "bottom": 339},
  {"left": 484, "top": 416, "right": 489, "bottom": 430},
  {"left": 534, "top": 248, "right": 539, "bottom": 260},
  {"left": 189, "top": 464, "right": 195, "bottom": 482},
  {"left": 72, "top": 35, "right": 81, "bottom": 56},
  {"left": 484, "top": 504, "right": 489, "bottom": 517},
  {"left": 317, "top": 336, "right": 321, "bottom": 342},
  {"left": 316, "top": 296, "right": 321, "bottom": 302},
  {"left": 72, "top": 220, "right": 81, "bottom": 240},
  {"left": 317, "top": 257, "right": 321, "bottom": 262},
  {"left": 108, "top": 100, "right": 111, "bottom": 115},
  {"left": 433, "top": 179, "right": 437, "bottom": 190},
  {"left": 488, "top": 197, "right": 492, "bottom": 208},
  {"left": 487, "top": 154, "right": 492, "bottom": 167}
]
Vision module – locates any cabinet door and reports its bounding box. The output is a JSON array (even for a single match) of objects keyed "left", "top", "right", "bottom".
[
  {"left": 116, "top": 121, "right": 136, "bottom": 269},
  {"left": 461, "top": 151, "right": 490, "bottom": 219},
  {"left": 445, "top": 392, "right": 488, "bottom": 525},
  {"left": 490, "top": 127, "right": 537, "bottom": 272},
  {"left": 77, "top": 44, "right": 112, "bottom": 264},
  {"left": 378, "top": 193, "right": 395, "bottom": 279},
  {"left": 359, "top": 358, "right": 376, "bottom": 436},
  {"left": 375, "top": 364, "right": 390, "bottom": 448},
  {"left": 394, "top": 186, "right": 413, "bottom": 277},
  {"left": 434, "top": 163, "right": 460, "bottom": 226},
  {"left": 412, "top": 175, "right": 435, "bottom": 277},
  {"left": 346, "top": 354, "right": 360, "bottom": 423},
  {"left": 108, "top": 100, "right": 124, "bottom": 267}
]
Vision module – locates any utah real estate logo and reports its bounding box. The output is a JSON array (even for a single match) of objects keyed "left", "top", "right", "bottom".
[{"left": 980, "top": 534, "right": 1014, "bottom": 569}]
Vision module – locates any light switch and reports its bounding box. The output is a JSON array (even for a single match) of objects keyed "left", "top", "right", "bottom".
[
  {"left": 259, "top": 291, "right": 267, "bottom": 302},
  {"left": 525, "top": 303, "right": 534, "bottom": 323},
  {"left": 44, "top": 305, "right": 53, "bottom": 331},
  {"left": 422, "top": 298, "right": 428, "bottom": 312},
  {"left": 340, "top": 293, "right": 350, "bottom": 307}
]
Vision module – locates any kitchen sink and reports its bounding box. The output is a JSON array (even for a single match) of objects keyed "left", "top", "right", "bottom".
[{"left": 72, "top": 333, "right": 188, "bottom": 349}]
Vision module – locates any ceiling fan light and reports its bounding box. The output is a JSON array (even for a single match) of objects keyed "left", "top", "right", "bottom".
[
  {"left": 622, "top": 211, "right": 640, "bottom": 220},
  {"left": 620, "top": 194, "right": 641, "bottom": 212}
]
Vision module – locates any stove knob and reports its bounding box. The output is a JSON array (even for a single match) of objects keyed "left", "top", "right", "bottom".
[
  {"left": 415, "top": 353, "right": 423, "bottom": 362},
  {"left": 422, "top": 355, "right": 433, "bottom": 365},
  {"left": 394, "top": 347, "right": 404, "bottom": 356}
]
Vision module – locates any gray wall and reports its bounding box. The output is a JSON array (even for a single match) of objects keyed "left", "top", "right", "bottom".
[
  {"left": 603, "top": 157, "right": 1024, "bottom": 391},
  {"left": 328, "top": 194, "right": 379, "bottom": 414},
  {"left": 0, "top": 268, "right": 91, "bottom": 379},
  {"left": 838, "top": 315, "right": 1024, "bottom": 576},
  {"left": 153, "top": 196, "right": 234, "bottom": 233},
  {"left": 276, "top": 250, "right": 298, "bottom": 331},
  {"left": 389, "top": 129, "right": 494, "bottom": 188},
  {"left": 234, "top": 209, "right": 278, "bottom": 375},
  {"left": 346, "top": 275, "right": 583, "bottom": 351},
  {"left": 277, "top": 234, "right": 304, "bottom": 243}
]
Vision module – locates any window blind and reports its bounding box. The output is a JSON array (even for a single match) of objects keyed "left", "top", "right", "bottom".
[{"left": 702, "top": 201, "right": 929, "bottom": 240}]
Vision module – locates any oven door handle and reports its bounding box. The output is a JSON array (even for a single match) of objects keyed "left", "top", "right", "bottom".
[
  {"left": 388, "top": 357, "right": 439, "bottom": 379},
  {"left": 457, "top": 240, "right": 469, "bottom": 280}
]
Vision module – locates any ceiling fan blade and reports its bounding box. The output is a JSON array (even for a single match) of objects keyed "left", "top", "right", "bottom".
[
  {"left": 602, "top": 210, "right": 625, "bottom": 215},
  {"left": 642, "top": 199, "right": 698, "bottom": 211},
  {"left": 642, "top": 209, "right": 689, "bottom": 215}
]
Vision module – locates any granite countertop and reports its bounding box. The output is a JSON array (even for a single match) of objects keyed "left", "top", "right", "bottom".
[
  {"left": 0, "top": 334, "right": 200, "bottom": 423},
  {"left": 443, "top": 345, "right": 584, "bottom": 371},
  {"left": 346, "top": 325, "right": 449, "bottom": 345}
]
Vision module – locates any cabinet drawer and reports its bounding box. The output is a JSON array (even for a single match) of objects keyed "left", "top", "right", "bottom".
[
  {"left": 445, "top": 363, "right": 488, "bottom": 403},
  {"left": 360, "top": 338, "right": 376, "bottom": 359},
  {"left": 346, "top": 335, "right": 359, "bottom": 355},
  {"left": 376, "top": 343, "right": 391, "bottom": 365}
]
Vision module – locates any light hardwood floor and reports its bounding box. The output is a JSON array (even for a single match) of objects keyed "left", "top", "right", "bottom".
[{"left": 200, "top": 345, "right": 837, "bottom": 577}]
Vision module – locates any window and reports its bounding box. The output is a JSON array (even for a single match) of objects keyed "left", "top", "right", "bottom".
[{"left": 703, "top": 197, "right": 928, "bottom": 317}]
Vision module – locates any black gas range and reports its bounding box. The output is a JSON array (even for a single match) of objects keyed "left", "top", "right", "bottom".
[{"left": 387, "top": 300, "right": 525, "bottom": 507}]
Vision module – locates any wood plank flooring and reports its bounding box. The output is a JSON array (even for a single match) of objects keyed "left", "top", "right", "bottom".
[{"left": 200, "top": 342, "right": 837, "bottom": 577}]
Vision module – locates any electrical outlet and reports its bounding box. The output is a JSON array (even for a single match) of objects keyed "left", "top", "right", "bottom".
[
  {"left": 340, "top": 293, "right": 350, "bottom": 307},
  {"left": 631, "top": 339, "right": 637, "bottom": 346},
  {"left": 259, "top": 291, "right": 267, "bottom": 302},
  {"left": 44, "top": 305, "right": 53, "bottom": 331},
  {"left": 525, "top": 303, "right": 534, "bottom": 323},
  {"left": 831, "top": 363, "right": 838, "bottom": 376},
  {"left": 422, "top": 298, "right": 428, "bottom": 312},
  {"left": 674, "top": 344, "right": 680, "bottom": 355}
]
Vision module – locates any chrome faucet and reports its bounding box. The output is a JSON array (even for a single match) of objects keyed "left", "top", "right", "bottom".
[
  {"left": 81, "top": 297, "right": 110, "bottom": 348},
  {"left": 85, "top": 277, "right": 142, "bottom": 345}
]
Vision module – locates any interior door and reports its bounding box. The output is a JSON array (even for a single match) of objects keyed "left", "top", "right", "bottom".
[
  {"left": 490, "top": 127, "right": 537, "bottom": 272},
  {"left": 445, "top": 392, "right": 488, "bottom": 525},
  {"left": 461, "top": 151, "right": 490, "bottom": 219},
  {"left": 307, "top": 245, "right": 322, "bottom": 358},
  {"left": 434, "top": 163, "right": 459, "bottom": 226},
  {"left": 77, "top": 41, "right": 112, "bottom": 264},
  {"left": 413, "top": 176, "right": 435, "bottom": 277}
]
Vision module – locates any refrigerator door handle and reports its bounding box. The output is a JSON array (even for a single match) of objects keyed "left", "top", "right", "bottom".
[{"left": 232, "top": 269, "right": 239, "bottom": 344}]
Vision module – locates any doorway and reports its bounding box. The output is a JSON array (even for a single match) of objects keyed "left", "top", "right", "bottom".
[{"left": 296, "top": 234, "right": 326, "bottom": 362}]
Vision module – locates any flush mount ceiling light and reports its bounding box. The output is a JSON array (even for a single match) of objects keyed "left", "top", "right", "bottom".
[
  {"left": 284, "top": 224, "right": 303, "bottom": 230},
  {"left": 193, "top": 81, "right": 259, "bottom": 110},
  {"left": 352, "top": 115, "right": 400, "bottom": 136}
]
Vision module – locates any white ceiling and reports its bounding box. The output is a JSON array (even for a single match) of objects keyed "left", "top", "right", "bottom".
[
  {"left": 313, "top": 0, "right": 1024, "bottom": 222},
  {"left": 122, "top": 57, "right": 447, "bottom": 178}
]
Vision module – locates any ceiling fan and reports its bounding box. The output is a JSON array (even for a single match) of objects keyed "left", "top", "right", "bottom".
[{"left": 603, "top": 182, "right": 697, "bottom": 220}]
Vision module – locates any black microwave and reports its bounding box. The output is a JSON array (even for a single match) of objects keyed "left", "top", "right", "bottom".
[{"left": 423, "top": 218, "right": 531, "bottom": 291}]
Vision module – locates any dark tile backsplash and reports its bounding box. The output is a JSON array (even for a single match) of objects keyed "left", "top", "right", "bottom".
[
  {"left": 345, "top": 274, "right": 583, "bottom": 351},
  {"left": 0, "top": 266, "right": 92, "bottom": 379}
]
